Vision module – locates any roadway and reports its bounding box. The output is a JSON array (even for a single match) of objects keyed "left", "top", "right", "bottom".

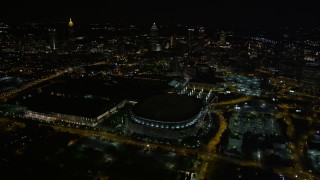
[
  {"left": 205, "top": 110, "right": 227, "bottom": 153},
  {"left": 213, "top": 96, "right": 252, "bottom": 107},
  {"left": 18, "top": 99, "right": 320, "bottom": 179},
  {"left": 50, "top": 118, "right": 317, "bottom": 180},
  {"left": 273, "top": 82, "right": 320, "bottom": 180},
  {"left": 0, "top": 63, "right": 89, "bottom": 102},
  {"left": 2, "top": 68, "right": 319, "bottom": 179},
  {"left": 0, "top": 69, "right": 71, "bottom": 101},
  {"left": 51, "top": 124, "right": 267, "bottom": 180}
]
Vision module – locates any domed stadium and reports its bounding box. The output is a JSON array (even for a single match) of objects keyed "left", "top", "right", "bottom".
[{"left": 126, "top": 94, "right": 208, "bottom": 140}]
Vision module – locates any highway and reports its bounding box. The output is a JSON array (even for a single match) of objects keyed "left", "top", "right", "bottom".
[
  {"left": 46, "top": 88, "right": 317, "bottom": 180},
  {"left": 50, "top": 117, "right": 317, "bottom": 180},
  {"left": 0, "top": 63, "right": 89, "bottom": 102},
  {"left": 274, "top": 83, "right": 320, "bottom": 180},
  {"left": 51, "top": 124, "right": 266, "bottom": 179},
  {"left": 214, "top": 96, "right": 252, "bottom": 107},
  {"left": 205, "top": 110, "right": 227, "bottom": 153},
  {"left": 0, "top": 68, "right": 71, "bottom": 101},
  {"left": 1, "top": 67, "right": 319, "bottom": 179}
]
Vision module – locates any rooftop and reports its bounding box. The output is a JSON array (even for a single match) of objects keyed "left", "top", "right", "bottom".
[
  {"left": 133, "top": 94, "right": 203, "bottom": 122},
  {"left": 21, "top": 94, "right": 121, "bottom": 118}
]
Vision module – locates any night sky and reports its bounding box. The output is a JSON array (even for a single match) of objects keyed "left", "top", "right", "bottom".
[{"left": 2, "top": 0, "right": 320, "bottom": 27}]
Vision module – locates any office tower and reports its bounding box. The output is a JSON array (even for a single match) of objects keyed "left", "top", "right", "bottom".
[
  {"left": 48, "top": 28, "right": 56, "bottom": 50},
  {"left": 170, "top": 35, "right": 176, "bottom": 48},
  {"left": 198, "top": 27, "right": 205, "bottom": 40},
  {"left": 150, "top": 23, "right": 158, "bottom": 51},
  {"left": 188, "top": 28, "right": 194, "bottom": 54},
  {"left": 219, "top": 31, "right": 226, "bottom": 46},
  {"left": 68, "top": 18, "right": 74, "bottom": 41}
]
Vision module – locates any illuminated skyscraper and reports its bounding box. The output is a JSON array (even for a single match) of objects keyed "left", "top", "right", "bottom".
[
  {"left": 198, "top": 27, "right": 205, "bottom": 40},
  {"left": 68, "top": 18, "right": 74, "bottom": 41},
  {"left": 188, "top": 28, "right": 194, "bottom": 54},
  {"left": 219, "top": 31, "right": 226, "bottom": 46},
  {"left": 150, "top": 22, "right": 158, "bottom": 51},
  {"left": 48, "top": 28, "right": 56, "bottom": 50},
  {"left": 170, "top": 35, "right": 176, "bottom": 48}
]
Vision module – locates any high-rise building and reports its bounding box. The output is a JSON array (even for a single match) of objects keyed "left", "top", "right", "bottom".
[
  {"left": 300, "top": 65, "right": 320, "bottom": 94},
  {"left": 248, "top": 43, "right": 258, "bottom": 59},
  {"left": 48, "top": 28, "right": 56, "bottom": 50},
  {"left": 188, "top": 28, "right": 194, "bottom": 54},
  {"left": 170, "top": 35, "right": 176, "bottom": 48},
  {"left": 0, "top": 23, "right": 9, "bottom": 44},
  {"left": 150, "top": 23, "right": 158, "bottom": 51},
  {"left": 67, "top": 18, "right": 75, "bottom": 51},
  {"left": 219, "top": 31, "right": 226, "bottom": 46},
  {"left": 198, "top": 27, "right": 205, "bottom": 40},
  {"left": 68, "top": 18, "right": 74, "bottom": 41}
]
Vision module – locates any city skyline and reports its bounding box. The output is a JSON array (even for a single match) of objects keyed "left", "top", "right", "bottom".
[
  {"left": 1, "top": 1, "right": 320, "bottom": 179},
  {"left": 2, "top": 0, "right": 320, "bottom": 27}
]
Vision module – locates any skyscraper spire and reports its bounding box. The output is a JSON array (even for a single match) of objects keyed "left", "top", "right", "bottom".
[
  {"left": 150, "top": 22, "right": 159, "bottom": 51},
  {"left": 150, "top": 22, "right": 158, "bottom": 31},
  {"left": 68, "top": 18, "right": 74, "bottom": 27}
]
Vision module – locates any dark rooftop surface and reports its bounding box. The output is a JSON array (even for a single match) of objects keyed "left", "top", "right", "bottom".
[
  {"left": 21, "top": 95, "right": 121, "bottom": 118},
  {"left": 133, "top": 94, "right": 203, "bottom": 122}
]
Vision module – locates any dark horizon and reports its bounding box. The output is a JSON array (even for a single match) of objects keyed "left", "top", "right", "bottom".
[{"left": 2, "top": 0, "right": 320, "bottom": 28}]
